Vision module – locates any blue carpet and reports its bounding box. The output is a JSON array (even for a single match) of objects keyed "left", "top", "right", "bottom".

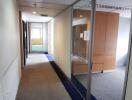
[
  {"left": 46, "top": 54, "right": 54, "bottom": 61},
  {"left": 46, "top": 54, "right": 96, "bottom": 100}
]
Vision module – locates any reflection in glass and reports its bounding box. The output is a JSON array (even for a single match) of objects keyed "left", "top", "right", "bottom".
[{"left": 71, "top": 0, "right": 93, "bottom": 99}]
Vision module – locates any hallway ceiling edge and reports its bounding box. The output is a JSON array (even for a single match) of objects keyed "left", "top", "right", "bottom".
[
  {"left": 17, "top": 0, "right": 77, "bottom": 17},
  {"left": 18, "top": 0, "right": 132, "bottom": 18}
]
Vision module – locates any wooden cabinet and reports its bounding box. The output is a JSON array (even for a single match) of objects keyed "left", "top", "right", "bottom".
[
  {"left": 93, "top": 12, "right": 107, "bottom": 56},
  {"left": 92, "top": 12, "right": 119, "bottom": 72},
  {"left": 73, "top": 10, "right": 119, "bottom": 73}
]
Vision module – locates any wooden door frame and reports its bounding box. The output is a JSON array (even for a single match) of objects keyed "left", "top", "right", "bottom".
[
  {"left": 19, "top": 11, "right": 25, "bottom": 68},
  {"left": 19, "top": 11, "right": 28, "bottom": 68}
]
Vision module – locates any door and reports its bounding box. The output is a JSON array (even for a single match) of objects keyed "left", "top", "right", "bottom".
[{"left": 23, "top": 21, "right": 28, "bottom": 65}]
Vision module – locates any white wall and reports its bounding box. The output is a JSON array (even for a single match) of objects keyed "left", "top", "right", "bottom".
[
  {"left": 53, "top": 7, "right": 72, "bottom": 78},
  {"left": 0, "top": 0, "right": 21, "bottom": 100},
  {"left": 116, "top": 17, "right": 131, "bottom": 66},
  {"left": 48, "top": 20, "right": 54, "bottom": 55}
]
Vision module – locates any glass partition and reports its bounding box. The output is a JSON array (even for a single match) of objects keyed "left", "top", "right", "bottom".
[
  {"left": 90, "top": 1, "right": 132, "bottom": 100},
  {"left": 72, "top": 0, "right": 131, "bottom": 100},
  {"left": 71, "top": 0, "right": 96, "bottom": 99}
]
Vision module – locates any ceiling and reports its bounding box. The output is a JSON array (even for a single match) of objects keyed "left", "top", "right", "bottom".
[
  {"left": 18, "top": 0, "right": 132, "bottom": 22},
  {"left": 18, "top": 0, "right": 77, "bottom": 17},
  {"left": 74, "top": 0, "right": 132, "bottom": 18}
]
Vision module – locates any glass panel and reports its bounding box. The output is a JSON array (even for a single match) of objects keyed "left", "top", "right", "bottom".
[
  {"left": 71, "top": 0, "right": 96, "bottom": 99},
  {"left": 91, "top": 0, "right": 132, "bottom": 100}
]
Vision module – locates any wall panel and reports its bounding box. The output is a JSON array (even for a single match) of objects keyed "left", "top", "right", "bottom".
[
  {"left": 0, "top": 0, "right": 21, "bottom": 99},
  {"left": 53, "top": 7, "right": 72, "bottom": 78}
]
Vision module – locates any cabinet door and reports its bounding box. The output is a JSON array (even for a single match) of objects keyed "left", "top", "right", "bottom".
[
  {"left": 93, "top": 12, "right": 107, "bottom": 56},
  {"left": 92, "top": 63, "right": 104, "bottom": 72},
  {"left": 104, "top": 56, "right": 116, "bottom": 70},
  {"left": 105, "top": 13, "right": 119, "bottom": 55},
  {"left": 92, "top": 12, "right": 107, "bottom": 72},
  {"left": 104, "top": 13, "right": 119, "bottom": 70}
]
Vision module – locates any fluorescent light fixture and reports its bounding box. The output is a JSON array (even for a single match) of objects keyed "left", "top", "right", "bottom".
[{"left": 32, "top": 11, "right": 37, "bottom": 14}]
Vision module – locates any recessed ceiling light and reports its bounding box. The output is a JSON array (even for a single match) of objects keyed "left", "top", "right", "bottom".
[{"left": 32, "top": 11, "right": 37, "bottom": 14}]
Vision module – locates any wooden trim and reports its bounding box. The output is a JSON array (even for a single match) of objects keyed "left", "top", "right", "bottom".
[{"left": 19, "top": 11, "right": 24, "bottom": 68}]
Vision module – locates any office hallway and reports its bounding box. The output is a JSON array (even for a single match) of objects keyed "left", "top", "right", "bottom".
[{"left": 16, "top": 54, "right": 71, "bottom": 100}]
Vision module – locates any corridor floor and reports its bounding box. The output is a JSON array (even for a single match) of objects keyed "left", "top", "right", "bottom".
[{"left": 16, "top": 54, "right": 71, "bottom": 100}]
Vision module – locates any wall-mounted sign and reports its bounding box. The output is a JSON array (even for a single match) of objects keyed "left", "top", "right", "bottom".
[
  {"left": 84, "top": 30, "right": 90, "bottom": 41},
  {"left": 80, "top": 33, "right": 83, "bottom": 38}
]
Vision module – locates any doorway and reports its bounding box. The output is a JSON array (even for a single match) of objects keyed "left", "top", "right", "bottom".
[{"left": 30, "top": 22, "right": 48, "bottom": 53}]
